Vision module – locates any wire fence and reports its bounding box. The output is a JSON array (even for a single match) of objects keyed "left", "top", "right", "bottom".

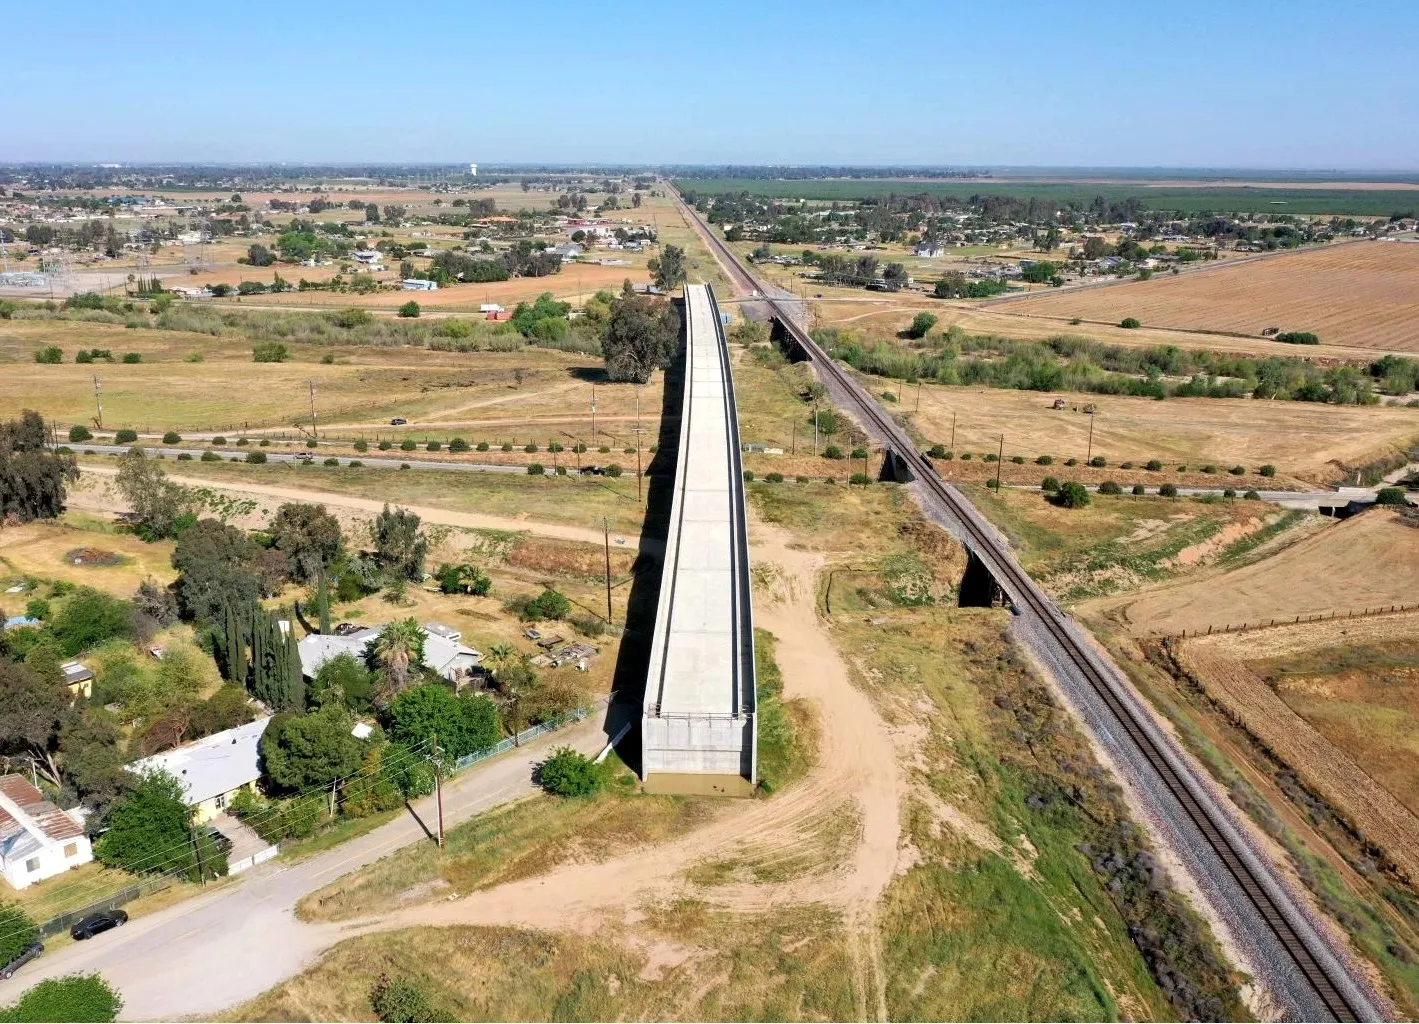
[
  {"left": 449, "top": 697, "right": 606, "bottom": 774},
  {"left": 36, "top": 876, "right": 173, "bottom": 940},
  {"left": 1172, "top": 603, "right": 1419, "bottom": 639}
]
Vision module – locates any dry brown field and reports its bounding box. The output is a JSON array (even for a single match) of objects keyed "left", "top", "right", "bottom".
[
  {"left": 0, "top": 517, "right": 177, "bottom": 598},
  {"left": 1091, "top": 509, "right": 1419, "bottom": 635},
  {"left": 1178, "top": 622, "right": 1419, "bottom": 884},
  {"left": 0, "top": 318, "right": 658, "bottom": 436},
  {"left": 902, "top": 379, "right": 1419, "bottom": 480},
  {"left": 1001, "top": 241, "right": 1419, "bottom": 353}
]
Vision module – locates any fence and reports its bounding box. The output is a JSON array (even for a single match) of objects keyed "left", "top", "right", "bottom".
[
  {"left": 448, "top": 697, "right": 607, "bottom": 775},
  {"left": 1173, "top": 603, "right": 1419, "bottom": 639},
  {"left": 37, "top": 875, "right": 173, "bottom": 940}
]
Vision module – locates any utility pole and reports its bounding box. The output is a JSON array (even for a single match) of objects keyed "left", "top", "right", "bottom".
[
  {"left": 93, "top": 376, "right": 104, "bottom": 429},
  {"left": 950, "top": 410, "right": 957, "bottom": 451},
  {"left": 812, "top": 403, "right": 819, "bottom": 456},
  {"left": 790, "top": 419, "right": 796, "bottom": 455},
  {"left": 1086, "top": 412, "right": 1095, "bottom": 464},
  {"left": 602, "top": 517, "right": 613, "bottom": 623},
  {"left": 429, "top": 732, "right": 445, "bottom": 848},
  {"left": 190, "top": 825, "right": 206, "bottom": 885},
  {"left": 995, "top": 434, "right": 1005, "bottom": 490},
  {"left": 590, "top": 386, "right": 597, "bottom": 443},
  {"left": 308, "top": 380, "right": 318, "bottom": 438},
  {"left": 915, "top": 379, "right": 922, "bottom": 414}
]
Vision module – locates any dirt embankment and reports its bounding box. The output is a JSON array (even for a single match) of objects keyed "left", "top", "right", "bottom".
[{"left": 1176, "top": 630, "right": 1419, "bottom": 885}]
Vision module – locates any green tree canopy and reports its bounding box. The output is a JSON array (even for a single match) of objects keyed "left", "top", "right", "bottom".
[
  {"left": 387, "top": 685, "right": 500, "bottom": 760},
  {"left": 0, "top": 973, "right": 122, "bottom": 1022},
  {"left": 310, "top": 652, "right": 375, "bottom": 712},
  {"left": 0, "top": 411, "right": 79, "bottom": 524},
  {"left": 603, "top": 290, "right": 680, "bottom": 384},
  {"left": 368, "top": 619, "right": 426, "bottom": 696},
  {"left": 372, "top": 506, "right": 429, "bottom": 581},
  {"left": 270, "top": 503, "right": 344, "bottom": 583},
  {"left": 537, "top": 746, "right": 607, "bottom": 797},
  {"left": 0, "top": 902, "right": 39, "bottom": 969},
  {"left": 171, "top": 519, "right": 281, "bottom": 624},
  {"left": 93, "top": 770, "right": 200, "bottom": 877},
  {"left": 260, "top": 706, "right": 366, "bottom": 792},
  {"left": 48, "top": 587, "right": 135, "bottom": 657},
  {"left": 647, "top": 244, "right": 687, "bottom": 291}
]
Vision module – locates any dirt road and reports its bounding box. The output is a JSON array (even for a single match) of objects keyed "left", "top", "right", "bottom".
[
  {"left": 72, "top": 466, "right": 638, "bottom": 548},
  {"left": 363, "top": 515, "right": 904, "bottom": 1019}
]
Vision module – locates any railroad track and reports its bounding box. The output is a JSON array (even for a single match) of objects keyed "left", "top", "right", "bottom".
[{"left": 675, "top": 189, "right": 1378, "bottom": 1022}]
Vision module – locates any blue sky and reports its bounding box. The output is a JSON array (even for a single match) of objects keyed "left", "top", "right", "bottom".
[{"left": 5, "top": 0, "right": 1417, "bottom": 168}]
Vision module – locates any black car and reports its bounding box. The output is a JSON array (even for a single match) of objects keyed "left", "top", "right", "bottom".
[
  {"left": 1, "top": 942, "right": 42, "bottom": 980},
  {"left": 390, "top": 417, "right": 408, "bottom": 425},
  {"left": 70, "top": 909, "right": 127, "bottom": 941}
]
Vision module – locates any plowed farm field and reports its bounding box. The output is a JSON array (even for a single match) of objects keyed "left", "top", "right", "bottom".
[{"left": 1003, "top": 241, "right": 1419, "bottom": 353}]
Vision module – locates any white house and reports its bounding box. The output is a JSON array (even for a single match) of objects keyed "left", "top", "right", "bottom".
[
  {"left": 401, "top": 279, "right": 437, "bottom": 291},
  {"left": 913, "top": 241, "right": 945, "bottom": 258},
  {"left": 129, "top": 718, "right": 271, "bottom": 824},
  {"left": 0, "top": 775, "right": 92, "bottom": 890},
  {"left": 298, "top": 622, "right": 481, "bottom": 685}
]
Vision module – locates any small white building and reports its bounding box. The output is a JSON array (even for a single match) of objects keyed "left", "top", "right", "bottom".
[
  {"left": 479, "top": 303, "right": 504, "bottom": 314},
  {"left": 0, "top": 775, "right": 92, "bottom": 890},
  {"left": 129, "top": 718, "right": 271, "bottom": 825},
  {"left": 401, "top": 279, "right": 437, "bottom": 291},
  {"left": 914, "top": 242, "right": 945, "bottom": 258}
]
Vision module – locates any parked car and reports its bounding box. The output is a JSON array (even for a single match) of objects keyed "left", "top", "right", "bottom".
[
  {"left": 579, "top": 465, "right": 605, "bottom": 476},
  {"left": 1, "top": 942, "right": 42, "bottom": 979},
  {"left": 70, "top": 909, "right": 127, "bottom": 941},
  {"left": 294, "top": 452, "right": 314, "bottom": 462},
  {"left": 390, "top": 417, "right": 408, "bottom": 425}
]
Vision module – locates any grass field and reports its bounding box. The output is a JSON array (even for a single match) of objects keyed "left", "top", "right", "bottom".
[
  {"left": 1089, "top": 509, "right": 1419, "bottom": 636},
  {"left": 0, "top": 517, "right": 177, "bottom": 598},
  {"left": 1004, "top": 241, "right": 1419, "bottom": 352},
  {"left": 0, "top": 319, "right": 660, "bottom": 439},
  {"left": 674, "top": 177, "right": 1419, "bottom": 216},
  {"left": 903, "top": 378, "right": 1419, "bottom": 481}
]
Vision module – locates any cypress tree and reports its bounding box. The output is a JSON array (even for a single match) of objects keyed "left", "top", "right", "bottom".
[
  {"left": 284, "top": 619, "right": 305, "bottom": 710},
  {"left": 316, "top": 565, "right": 331, "bottom": 635},
  {"left": 252, "top": 606, "right": 268, "bottom": 704}
]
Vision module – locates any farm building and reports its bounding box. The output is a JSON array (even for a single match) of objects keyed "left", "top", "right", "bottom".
[
  {"left": 0, "top": 775, "right": 92, "bottom": 890},
  {"left": 400, "top": 279, "right": 437, "bottom": 291},
  {"left": 297, "top": 622, "right": 481, "bottom": 686}
]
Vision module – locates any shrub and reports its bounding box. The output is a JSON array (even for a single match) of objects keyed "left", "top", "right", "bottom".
[
  {"left": 185, "top": 351, "right": 204, "bottom": 363},
  {"left": 501, "top": 442, "right": 514, "bottom": 452},
  {"left": 161, "top": 431, "right": 181, "bottom": 444},
  {"left": 605, "top": 464, "right": 623, "bottom": 478},
  {"left": 523, "top": 588, "right": 571, "bottom": 621},
  {"left": 822, "top": 444, "right": 845, "bottom": 460},
  {"left": 397, "top": 300, "right": 421, "bottom": 318},
  {"left": 849, "top": 472, "right": 872, "bottom": 486},
  {"left": 1119, "top": 461, "right": 1133, "bottom": 470},
  {"left": 598, "top": 445, "right": 611, "bottom": 454},
  {"left": 353, "top": 439, "right": 368, "bottom": 452},
  {"left": 378, "top": 440, "right": 393, "bottom": 450},
  {"left": 35, "top": 346, "right": 63, "bottom": 363},
  {"left": 524, "top": 443, "right": 538, "bottom": 453},
  {"left": 211, "top": 436, "right": 227, "bottom": 445},
  {"left": 1041, "top": 476, "right": 1061, "bottom": 493},
  {"left": 371, "top": 976, "right": 434, "bottom": 1024},
  {"left": 448, "top": 438, "right": 469, "bottom": 452},
  {"left": 252, "top": 342, "right": 289, "bottom": 362},
  {"left": 1375, "top": 486, "right": 1409, "bottom": 506},
  {"left": 1119, "top": 317, "right": 1141, "bottom": 329},
  {"left": 983, "top": 453, "right": 998, "bottom": 463},
  {"left": 571, "top": 443, "right": 586, "bottom": 454},
  {"left": 1132, "top": 484, "right": 1146, "bottom": 495},
  {"left": 547, "top": 442, "right": 564, "bottom": 453},
  {"left": 305, "top": 438, "right": 318, "bottom": 448},
  {"left": 1145, "top": 459, "right": 1163, "bottom": 471},
  {"left": 114, "top": 428, "right": 138, "bottom": 444},
  {"left": 984, "top": 478, "right": 1000, "bottom": 489},
  {"left": 1276, "top": 331, "right": 1320, "bottom": 345},
  {"left": 1064, "top": 457, "right": 1078, "bottom": 466},
  {"left": 1200, "top": 464, "right": 1217, "bottom": 474},
  {"left": 122, "top": 352, "right": 142, "bottom": 364},
  {"left": 1052, "top": 481, "right": 1091, "bottom": 508},
  {"left": 476, "top": 441, "right": 489, "bottom": 451},
  {"left": 765, "top": 472, "right": 784, "bottom": 483},
  {"left": 851, "top": 447, "right": 869, "bottom": 460},
  {"left": 537, "top": 746, "right": 607, "bottom": 797},
  {"left": 1228, "top": 465, "right": 1245, "bottom": 476},
  {"left": 69, "top": 425, "right": 93, "bottom": 442},
  {"left": 960, "top": 452, "right": 972, "bottom": 461},
  {"left": 177, "top": 452, "right": 192, "bottom": 461},
  {"left": 259, "top": 438, "right": 270, "bottom": 447},
  {"left": 527, "top": 463, "right": 544, "bottom": 475},
  {"left": 245, "top": 451, "right": 267, "bottom": 464},
  {"left": 0, "top": 973, "right": 122, "bottom": 1023},
  {"left": 1177, "top": 464, "right": 1187, "bottom": 472},
  {"left": 1035, "top": 454, "right": 1053, "bottom": 465},
  {"left": 236, "top": 437, "right": 249, "bottom": 445},
  {"left": 348, "top": 460, "right": 363, "bottom": 468},
  {"left": 906, "top": 311, "right": 938, "bottom": 339},
  {"left": 426, "top": 440, "right": 441, "bottom": 452},
  {"left": 400, "top": 463, "right": 410, "bottom": 470},
  {"left": 1259, "top": 464, "right": 1276, "bottom": 477},
  {"left": 0, "top": 902, "right": 38, "bottom": 970},
  {"left": 1098, "top": 480, "right": 1122, "bottom": 495},
  {"left": 1223, "top": 488, "right": 1236, "bottom": 498},
  {"left": 1010, "top": 455, "right": 1025, "bottom": 464},
  {"left": 743, "top": 470, "right": 754, "bottom": 482},
  {"left": 200, "top": 450, "right": 221, "bottom": 462},
  {"left": 400, "top": 440, "right": 417, "bottom": 451},
  {"left": 1159, "top": 483, "right": 1179, "bottom": 497},
  {"left": 927, "top": 444, "right": 948, "bottom": 459},
  {"left": 324, "top": 457, "right": 339, "bottom": 466},
  {"left": 1088, "top": 456, "right": 1106, "bottom": 468},
  {"left": 796, "top": 475, "right": 810, "bottom": 483},
  {"left": 1244, "top": 490, "right": 1261, "bottom": 500}
]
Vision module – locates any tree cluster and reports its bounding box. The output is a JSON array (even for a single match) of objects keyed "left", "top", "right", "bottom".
[
  {"left": 602, "top": 285, "right": 680, "bottom": 383},
  {"left": 0, "top": 411, "right": 78, "bottom": 524}
]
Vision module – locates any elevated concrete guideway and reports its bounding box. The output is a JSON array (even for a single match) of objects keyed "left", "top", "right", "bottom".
[{"left": 641, "top": 283, "right": 756, "bottom": 791}]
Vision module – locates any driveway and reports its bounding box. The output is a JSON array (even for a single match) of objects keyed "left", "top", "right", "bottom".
[{"left": 3, "top": 713, "right": 612, "bottom": 1021}]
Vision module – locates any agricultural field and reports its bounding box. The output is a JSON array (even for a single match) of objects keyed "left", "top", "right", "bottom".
[
  {"left": 674, "top": 177, "right": 1419, "bottom": 216},
  {"left": 1087, "top": 508, "right": 1419, "bottom": 636},
  {"left": 1002, "top": 241, "right": 1419, "bottom": 353},
  {"left": 0, "top": 317, "right": 662, "bottom": 441},
  {"left": 903, "top": 379, "right": 1419, "bottom": 482}
]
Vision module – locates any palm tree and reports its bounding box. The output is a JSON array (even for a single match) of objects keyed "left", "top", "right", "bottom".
[
  {"left": 371, "top": 618, "right": 425, "bottom": 697},
  {"left": 485, "top": 642, "right": 515, "bottom": 682}
]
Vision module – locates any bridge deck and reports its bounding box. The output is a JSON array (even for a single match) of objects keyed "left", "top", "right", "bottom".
[{"left": 641, "top": 283, "right": 756, "bottom": 783}]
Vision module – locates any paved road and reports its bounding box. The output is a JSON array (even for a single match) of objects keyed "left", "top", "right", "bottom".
[{"left": 4, "top": 714, "right": 612, "bottom": 1021}]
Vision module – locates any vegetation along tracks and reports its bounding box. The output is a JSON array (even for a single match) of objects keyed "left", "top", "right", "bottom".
[{"left": 678, "top": 187, "right": 1382, "bottom": 1022}]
